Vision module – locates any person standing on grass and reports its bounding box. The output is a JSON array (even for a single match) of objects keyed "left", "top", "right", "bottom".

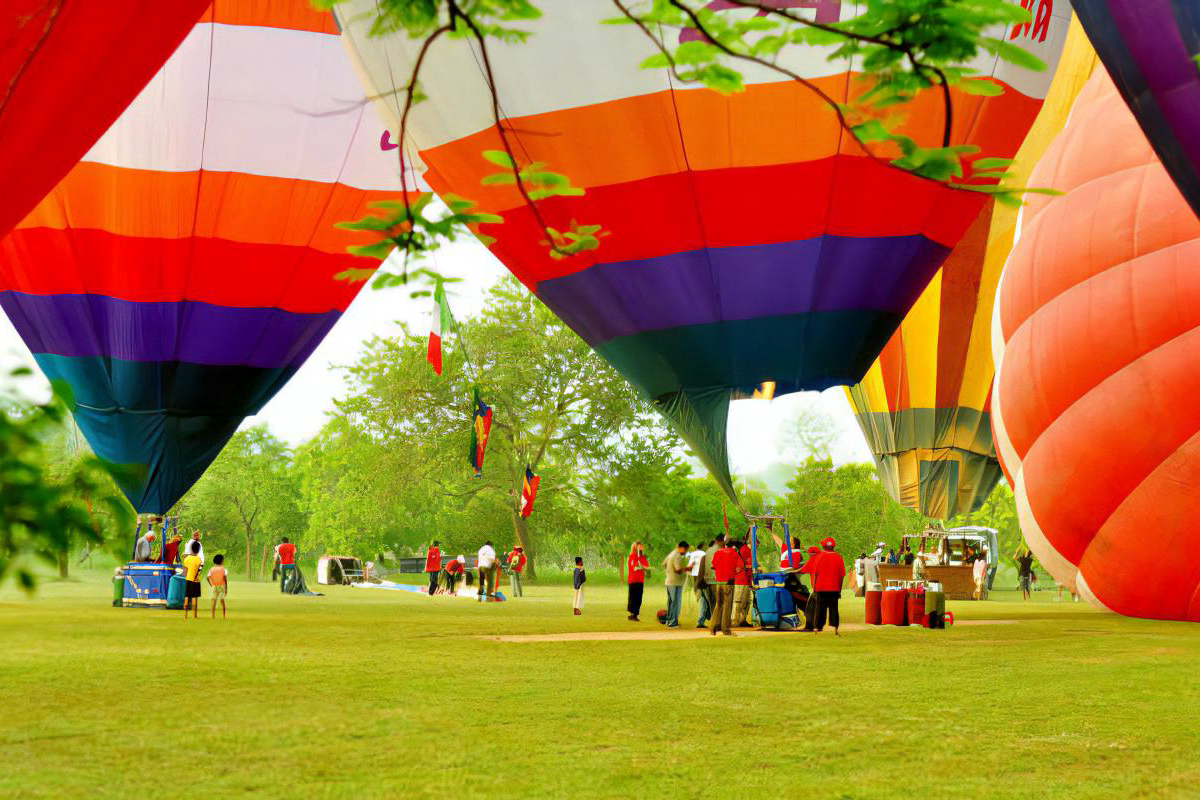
[
  {"left": 477, "top": 540, "right": 497, "bottom": 602},
  {"left": 662, "top": 541, "right": 689, "bottom": 628},
  {"left": 187, "top": 530, "right": 205, "bottom": 567},
  {"left": 507, "top": 545, "right": 527, "bottom": 598},
  {"left": 812, "top": 537, "right": 846, "bottom": 635},
  {"left": 182, "top": 541, "right": 203, "bottom": 620},
  {"left": 573, "top": 556, "right": 586, "bottom": 615},
  {"left": 694, "top": 539, "right": 714, "bottom": 629},
  {"left": 207, "top": 554, "right": 228, "bottom": 619},
  {"left": 424, "top": 541, "right": 442, "bottom": 596},
  {"left": 1015, "top": 548, "right": 1035, "bottom": 600},
  {"left": 854, "top": 552, "right": 867, "bottom": 597},
  {"left": 799, "top": 545, "right": 821, "bottom": 632},
  {"left": 732, "top": 539, "right": 755, "bottom": 628},
  {"left": 709, "top": 538, "right": 741, "bottom": 636},
  {"left": 277, "top": 537, "right": 296, "bottom": 593},
  {"left": 626, "top": 542, "right": 649, "bottom": 621},
  {"left": 699, "top": 534, "right": 724, "bottom": 623},
  {"left": 684, "top": 542, "right": 705, "bottom": 613},
  {"left": 972, "top": 551, "right": 988, "bottom": 601}
]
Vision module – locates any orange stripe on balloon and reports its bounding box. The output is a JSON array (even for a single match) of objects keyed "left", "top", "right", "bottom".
[
  {"left": 202, "top": 1, "right": 339, "bottom": 34},
  {"left": 419, "top": 76, "right": 1041, "bottom": 217},
  {"left": 933, "top": 201, "right": 993, "bottom": 411},
  {"left": 15, "top": 163, "right": 400, "bottom": 256}
]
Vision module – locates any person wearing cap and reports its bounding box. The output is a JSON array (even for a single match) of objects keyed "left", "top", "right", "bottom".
[
  {"left": 507, "top": 545, "right": 527, "bottom": 598},
  {"left": 441, "top": 555, "right": 466, "bottom": 594},
  {"left": 424, "top": 540, "right": 443, "bottom": 596},
  {"left": 812, "top": 537, "right": 847, "bottom": 635},
  {"left": 133, "top": 529, "right": 156, "bottom": 562}
]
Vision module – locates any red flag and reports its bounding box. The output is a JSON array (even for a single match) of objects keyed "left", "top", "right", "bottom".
[{"left": 520, "top": 466, "right": 540, "bottom": 518}]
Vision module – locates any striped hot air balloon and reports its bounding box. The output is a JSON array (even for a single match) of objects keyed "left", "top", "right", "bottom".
[
  {"left": 0, "top": 1, "right": 210, "bottom": 237},
  {"left": 0, "top": 1, "right": 404, "bottom": 513},
  {"left": 846, "top": 18, "right": 1098, "bottom": 520},
  {"left": 992, "top": 70, "right": 1200, "bottom": 621},
  {"left": 1072, "top": 0, "right": 1200, "bottom": 218},
  {"left": 335, "top": 0, "right": 1071, "bottom": 498}
]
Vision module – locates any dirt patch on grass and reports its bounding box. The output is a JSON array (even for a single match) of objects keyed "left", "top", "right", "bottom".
[{"left": 487, "top": 619, "right": 1017, "bottom": 643}]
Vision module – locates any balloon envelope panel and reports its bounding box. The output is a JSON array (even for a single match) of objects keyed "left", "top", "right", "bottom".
[
  {"left": 992, "top": 70, "right": 1200, "bottom": 621},
  {"left": 848, "top": 17, "right": 1098, "bottom": 520},
  {"left": 0, "top": 0, "right": 210, "bottom": 238},
  {"left": 1072, "top": 0, "right": 1200, "bottom": 218},
  {"left": 0, "top": 1, "right": 401, "bottom": 512},
  {"left": 336, "top": 0, "right": 1070, "bottom": 497}
]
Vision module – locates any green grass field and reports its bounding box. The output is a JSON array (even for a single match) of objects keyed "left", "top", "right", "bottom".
[{"left": 2, "top": 571, "right": 1198, "bottom": 799}]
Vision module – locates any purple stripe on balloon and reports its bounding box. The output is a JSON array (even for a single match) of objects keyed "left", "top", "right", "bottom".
[
  {"left": 535, "top": 234, "right": 949, "bottom": 346},
  {"left": 1109, "top": 0, "right": 1200, "bottom": 179},
  {"left": 0, "top": 292, "right": 339, "bottom": 368}
]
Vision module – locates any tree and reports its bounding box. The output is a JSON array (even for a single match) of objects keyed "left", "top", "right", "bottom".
[
  {"left": 332, "top": 277, "right": 674, "bottom": 577},
  {"left": 178, "top": 426, "right": 306, "bottom": 580},
  {"left": 0, "top": 381, "right": 132, "bottom": 591},
  {"left": 781, "top": 457, "right": 925, "bottom": 558}
]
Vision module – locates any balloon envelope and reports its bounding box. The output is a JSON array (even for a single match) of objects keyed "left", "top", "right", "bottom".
[
  {"left": 847, "top": 18, "right": 1098, "bottom": 520},
  {"left": 0, "top": 0, "right": 210, "bottom": 238},
  {"left": 337, "top": 0, "right": 1070, "bottom": 498},
  {"left": 992, "top": 70, "right": 1200, "bottom": 621},
  {"left": 1072, "top": 0, "right": 1200, "bottom": 218},
  {"left": 0, "top": 2, "right": 401, "bottom": 512}
]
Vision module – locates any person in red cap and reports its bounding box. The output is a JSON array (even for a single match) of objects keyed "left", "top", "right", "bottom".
[
  {"left": 798, "top": 545, "right": 821, "bottom": 631},
  {"left": 812, "top": 536, "right": 847, "bottom": 635}
]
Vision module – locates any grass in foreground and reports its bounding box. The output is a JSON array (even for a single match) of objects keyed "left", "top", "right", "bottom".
[{"left": 1, "top": 571, "right": 1198, "bottom": 799}]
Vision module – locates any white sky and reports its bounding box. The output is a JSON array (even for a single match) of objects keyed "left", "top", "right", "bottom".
[{"left": 0, "top": 238, "right": 872, "bottom": 474}]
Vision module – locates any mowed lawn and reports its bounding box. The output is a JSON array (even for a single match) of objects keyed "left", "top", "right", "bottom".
[{"left": 2, "top": 571, "right": 1198, "bottom": 799}]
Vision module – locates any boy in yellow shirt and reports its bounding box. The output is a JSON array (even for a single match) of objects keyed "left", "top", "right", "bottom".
[
  {"left": 207, "top": 554, "right": 228, "bottom": 619},
  {"left": 182, "top": 541, "right": 203, "bottom": 620}
]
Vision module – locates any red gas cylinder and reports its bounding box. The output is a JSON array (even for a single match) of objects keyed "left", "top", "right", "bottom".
[
  {"left": 881, "top": 589, "right": 909, "bottom": 626},
  {"left": 908, "top": 587, "right": 927, "bottom": 627},
  {"left": 865, "top": 590, "right": 883, "bottom": 625}
]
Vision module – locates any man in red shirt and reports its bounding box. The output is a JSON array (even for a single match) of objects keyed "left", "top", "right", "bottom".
[
  {"left": 734, "top": 538, "right": 754, "bottom": 628},
  {"left": 277, "top": 537, "right": 297, "bottom": 593},
  {"left": 507, "top": 545, "right": 527, "bottom": 598},
  {"left": 812, "top": 537, "right": 847, "bottom": 635},
  {"left": 626, "top": 542, "right": 649, "bottom": 621},
  {"left": 442, "top": 555, "right": 465, "bottom": 594},
  {"left": 709, "top": 540, "right": 742, "bottom": 636},
  {"left": 424, "top": 541, "right": 442, "bottom": 596}
]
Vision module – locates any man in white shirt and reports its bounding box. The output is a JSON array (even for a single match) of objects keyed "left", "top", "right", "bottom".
[
  {"left": 684, "top": 544, "right": 706, "bottom": 613},
  {"left": 477, "top": 540, "right": 497, "bottom": 602},
  {"left": 864, "top": 547, "right": 883, "bottom": 592},
  {"left": 186, "top": 530, "right": 205, "bottom": 567}
]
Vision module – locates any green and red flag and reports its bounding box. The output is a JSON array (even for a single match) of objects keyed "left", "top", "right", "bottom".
[
  {"left": 519, "top": 466, "right": 540, "bottom": 518},
  {"left": 427, "top": 282, "right": 454, "bottom": 375},
  {"left": 469, "top": 387, "right": 492, "bottom": 476}
]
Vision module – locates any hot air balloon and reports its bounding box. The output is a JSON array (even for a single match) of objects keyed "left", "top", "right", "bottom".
[
  {"left": 1072, "top": 0, "right": 1200, "bottom": 218},
  {"left": 335, "top": 0, "right": 1070, "bottom": 498},
  {"left": 992, "top": 70, "right": 1200, "bottom": 621},
  {"left": 0, "top": 1, "right": 210, "bottom": 238},
  {"left": 0, "top": 2, "right": 404, "bottom": 513},
  {"left": 846, "top": 18, "right": 1098, "bottom": 520}
]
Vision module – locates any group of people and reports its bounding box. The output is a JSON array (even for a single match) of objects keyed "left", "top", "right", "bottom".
[
  {"left": 132, "top": 523, "right": 228, "bottom": 618},
  {"left": 423, "top": 540, "right": 528, "bottom": 601},
  {"left": 622, "top": 533, "right": 848, "bottom": 636}
]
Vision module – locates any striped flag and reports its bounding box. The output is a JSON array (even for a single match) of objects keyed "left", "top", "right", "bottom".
[
  {"left": 519, "top": 466, "right": 540, "bottom": 518},
  {"left": 469, "top": 387, "right": 492, "bottom": 476},
  {"left": 427, "top": 283, "right": 454, "bottom": 375}
]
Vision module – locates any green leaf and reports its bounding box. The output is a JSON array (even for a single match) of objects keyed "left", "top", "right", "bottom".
[
  {"left": 482, "top": 150, "right": 516, "bottom": 168},
  {"left": 481, "top": 172, "right": 517, "bottom": 186}
]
